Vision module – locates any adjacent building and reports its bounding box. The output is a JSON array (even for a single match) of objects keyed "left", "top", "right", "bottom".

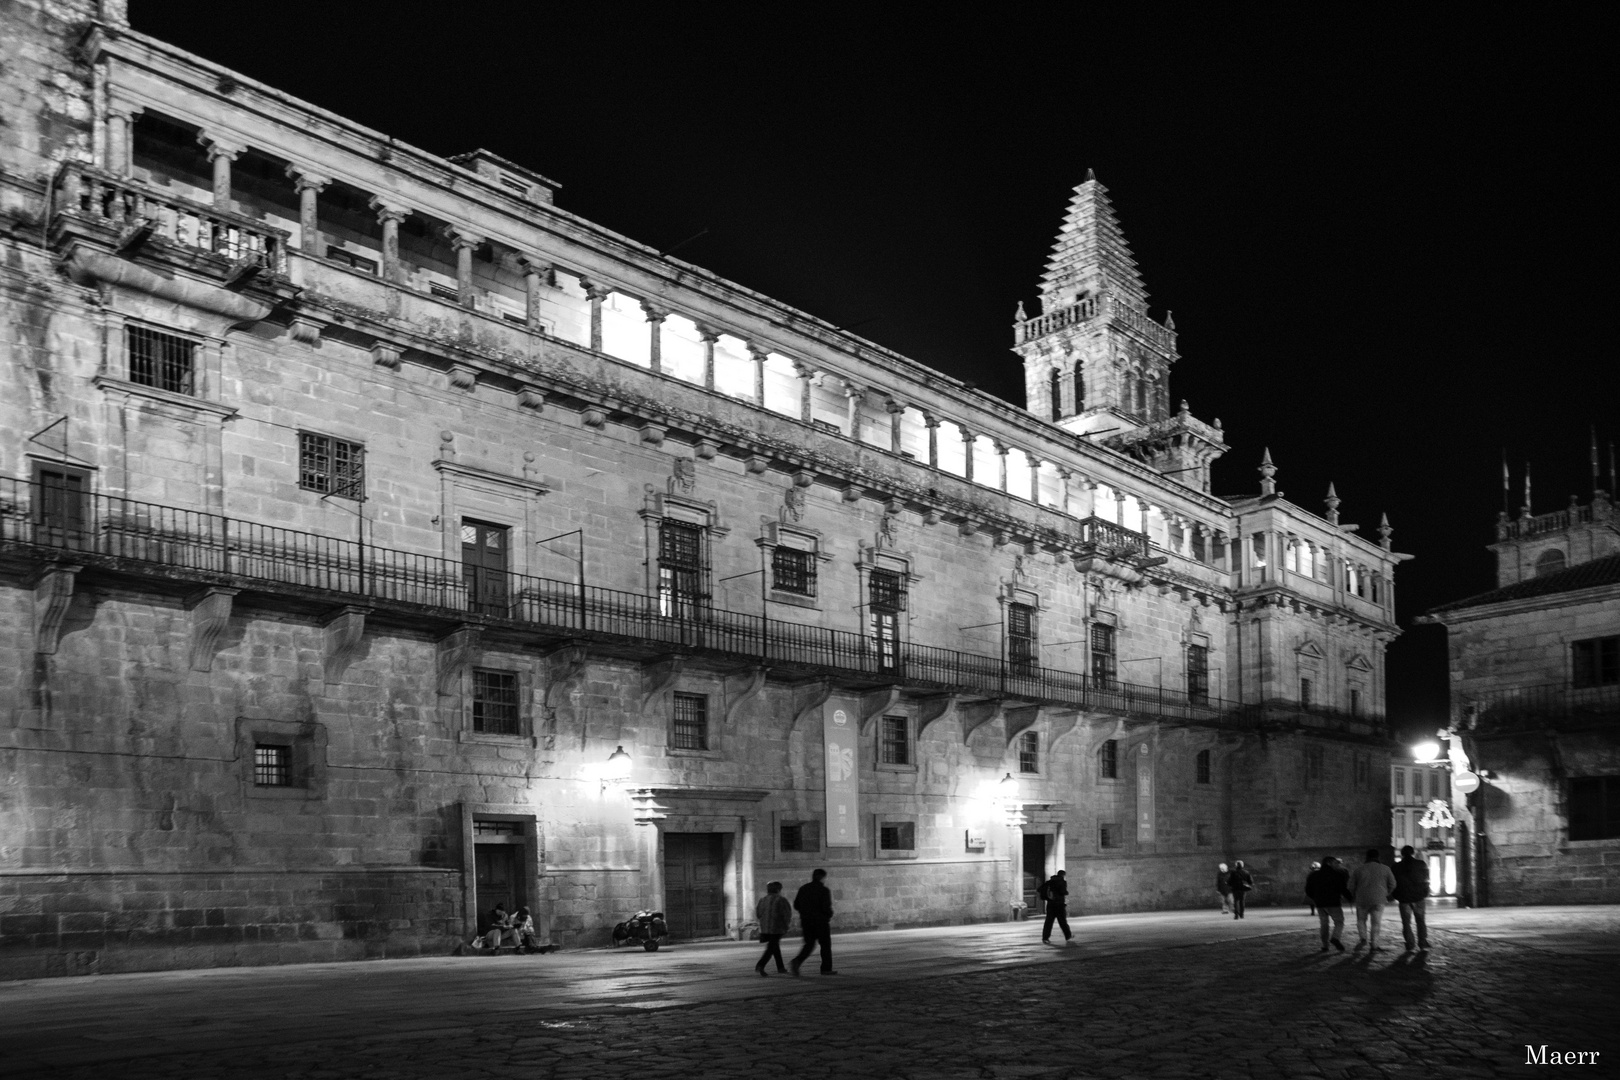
[
  {"left": 1421, "top": 485, "right": 1620, "bottom": 905},
  {"left": 1, "top": 0, "right": 1405, "bottom": 977}
]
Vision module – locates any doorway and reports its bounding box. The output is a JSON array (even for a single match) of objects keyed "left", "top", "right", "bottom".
[
  {"left": 663, "top": 832, "right": 726, "bottom": 939},
  {"left": 461, "top": 519, "right": 510, "bottom": 615},
  {"left": 474, "top": 844, "right": 523, "bottom": 926},
  {"left": 1023, "top": 833, "right": 1048, "bottom": 915}
]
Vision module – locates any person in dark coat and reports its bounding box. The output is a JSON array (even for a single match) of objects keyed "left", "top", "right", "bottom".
[
  {"left": 1305, "top": 855, "right": 1352, "bottom": 952},
  {"left": 1227, "top": 860, "right": 1255, "bottom": 919},
  {"left": 1392, "top": 845, "right": 1432, "bottom": 952},
  {"left": 1039, "top": 869, "right": 1072, "bottom": 944},
  {"left": 789, "top": 868, "right": 836, "bottom": 975},
  {"left": 754, "top": 880, "right": 794, "bottom": 975}
]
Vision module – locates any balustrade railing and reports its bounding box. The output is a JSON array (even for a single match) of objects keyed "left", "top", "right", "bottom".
[
  {"left": 1015, "top": 297, "right": 1099, "bottom": 344},
  {"left": 1470, "top": 681, "right": 1620, "bottom": 727},
  {"left": 1, "top": 475, "right": 1251, "bottom": 725},
  {"left": 52, "top": 162, "right": 287, "bottom": 274},
  {"left": 1076, "top": 515, "right": 1149, "bottom": 558},
  {"left": 1499, "top": 502, "right": 1597, "bottom": 539}
]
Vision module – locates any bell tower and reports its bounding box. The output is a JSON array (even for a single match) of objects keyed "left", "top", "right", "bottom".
[{"left": 1013, "top": 173, "right": 1226, "bottom": 491}]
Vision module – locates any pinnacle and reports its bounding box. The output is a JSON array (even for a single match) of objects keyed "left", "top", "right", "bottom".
[{"left": 1039, "top": 177, "right": 1148, "bottom": 308}]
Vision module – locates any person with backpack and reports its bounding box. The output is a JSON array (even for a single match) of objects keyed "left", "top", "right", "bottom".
[
  {"left": 1392, "top": 845, "right": 1432, "bottom": 952},
  {"left": 1038, "top": 869, "right": 1072, "bottom": 945}
]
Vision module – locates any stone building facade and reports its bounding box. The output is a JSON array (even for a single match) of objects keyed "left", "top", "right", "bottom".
[
  {"left": 1, "top": 0, "right": 1403, "bottom": 977},
  {"left": 1421, "top": 488, "right": 1620, "bottom": 905}
]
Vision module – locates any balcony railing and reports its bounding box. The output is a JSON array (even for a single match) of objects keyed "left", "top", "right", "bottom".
[
  {"left": 1, "top": 476, "right": 1262, "bottom": 727},
  {"left": 1468, "top": 681, "right": 1620, "bottom": 729},
  {"left": 52, "top": 162, "right": 287, "bottom": 274},
  {"left": 1076, "top": 516, "right": 1149, "bottom": 559},
  {"left": 1015, "top": 297, "right": 1100, "bottom": 344}
]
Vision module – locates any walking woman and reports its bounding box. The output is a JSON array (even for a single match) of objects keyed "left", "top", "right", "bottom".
[{"left": 754, "top": 880, "right": 793, "bottom": 975}]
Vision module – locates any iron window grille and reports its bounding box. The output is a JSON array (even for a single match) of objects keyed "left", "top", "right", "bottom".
[
  {"left": 658, "top": 520, "right": 708, "bottom": 618},
  {"left": 879, "top": 822, "right": 915, "bottom": 851},
  {"left": 672, "top": 691, "right": 708, "bottom": 751},
  {"left": 1018, "top": 730, "right": 1040, "bottom": 774},
  {"left": 869, "top": 568, "right": 905, "bottom": 672},
  {"left": 1091, "top": 623, "right": 1116, "bottom": 686},
  {"left": 1099, "top": 823, "right": 1121, "bottom": 849},
  {"left": 472, "top": 669, "right": 521, "bottom": 735},
  {"left": 1187, "top": 644, "right": 1209, "bottom": 703},
  {"left": 1098, "top": 738, "right": 1119, "bottom": 779},
  {"left": 771, "top": 546, "right": 816, "bottom": 596},
  {"left": 880, "top": 715, "right": 910, "bottom": 765},
  {"left": 781, "top": 820, "right": 822, "bottom": 852},
  {"left": 869, "top": 568, "right": 906, "bottom": 612},
  {"left": 1008, "top": 603, "right": 1036, "bottom": 671},
  {"left": 1196, "top": 749, "right": 1211, "bottom": 784},
  {"left": 1572, "top": 636, "right": 1620, "bottom": 689},
  {"left": 127, "top": 325, "right": 196, "bottom": 395},
  {"left": 254, "top": 744, "right": 291, "bottom": 787},
  {"left": 298, "top": 432, "right": 366, "bottom": 500},
  {"left": 474, "top": 820, "right": 521, "bottom": 837},
  {"left": 1568, "top": 776, "right": 1620, "bottom": 841},
  {"left": 1300, "top": 677, "right": 1314, "bottom": 709}
]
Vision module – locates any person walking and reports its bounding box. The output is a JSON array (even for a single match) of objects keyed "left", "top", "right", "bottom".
[
  {"left": 1307, "top": 861, "right": 1322, "bottom": 916},
  {"left": 789, "top": 868, "right": 836, "bottom": 976},
  {"left": 1038, "top": 869, "right": 1073, "bottom": 945},
  {"left": 753, "top": 880, "right": 793, "bottom": 975},
  {"left": 1227, "top": 860, "right": 1254, "bottom": 919},
  {"left": 1305, "top": 855, "right": 1351, "bottom": 952},
  {"left": 1347, "top": 847, "right": 1397, "bottom": 952},
  {"left": 1393, "top": 845, "right": 1432, "bottom": 953},
  {"left": 1216, "top": 862, "right": 1232, "bottom": 915}
]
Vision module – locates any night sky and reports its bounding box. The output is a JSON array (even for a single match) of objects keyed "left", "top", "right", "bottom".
[{"left": 130, "top": 4, "right": 1613, "bottom": 743}]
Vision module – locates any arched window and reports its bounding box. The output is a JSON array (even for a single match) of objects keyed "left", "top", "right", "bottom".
[
  {"left": 1073, "top": 367, "right": 1085, "bottom": 412},
  {"left": 1049, "top": 369, "right": 1062, "bottom": 421},
  {"left": 1535, "top": 548, "right": 1567, "bottom": 577}
]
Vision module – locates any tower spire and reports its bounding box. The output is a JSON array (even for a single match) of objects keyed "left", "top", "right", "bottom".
[{"left": 1039, "top": 173, "right": 1148, "bottom": 311}]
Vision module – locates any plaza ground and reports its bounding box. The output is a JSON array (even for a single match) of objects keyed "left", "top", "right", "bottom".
[{"left": 1, "top": 905, "right": 1615, "bottom": 1079}]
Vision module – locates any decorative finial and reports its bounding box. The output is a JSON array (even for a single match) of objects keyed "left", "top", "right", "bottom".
[
  {"left": 1164, "top": 310, "right": 1175, "bottom": 330},
  {"left": 1258, "top": 448, "right": 1277, "bottom": 497},
  {"left": 1015, "top": 301, "right": 1027, "bottom": 322},
  {"left": 1324, "top": 483, "right": 1341, "bottom": 525},
  {"left": 1178, "top": 399, "right": 1190, "bottom": 419},
  {"left": 1378, "top": 512, "right": 1392, "bottom": 550},
  {"left": 1085, "top": 168, "right": 1096, "bottom": 182}
]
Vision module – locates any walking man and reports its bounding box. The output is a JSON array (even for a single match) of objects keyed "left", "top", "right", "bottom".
[
  {"left": 754, "top": 880, "right": 793, "bottom": 976},
  {"left": 1039, "top": 869, "right": 1072, "bottom": 945},
  {"left": 1227, "top": 860, "right": 1254, "bottom": 919},
  {"left": 1305, "top": 855, "right": 1351, "bottom": 952},
  {"left": 1347, "top": 847, "right": 1397, "bottom": 953},
  {"left": 1393, "top": 845, "right": 1432, "bottom": 952},
  {"left": 789, "top": 868, "right": 836, "bottom": 976},
  {"left": 1216, "top": 862, "right": 1232, "bottom": 915}
]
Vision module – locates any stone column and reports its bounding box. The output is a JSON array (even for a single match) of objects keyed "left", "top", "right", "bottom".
[
  {"left": 583, "top": 283, "right": 608, "bottom": 352},
  {"left": 1057, "top": 468, "right": 1073, "bottom": 515},
  {"left": 368, "top": 199, "right": 410, "bottom": 283},
  {"left": 1053, "top": 822, "right": 1066, "bottom": 874},
  {"left": 961, "top": 428, "right": 976, "bottom": 483},
  {"left": 200, "top": 136, "right": 242, "bottom": 211},
  {"left": 698, "top": 327, "right": 720, "bottom": 391},
  {"left": 887, "top": 399, "right": 906, "bottom": 454},
  {"left": 792, "top": 361, "right": 816, "bottom": 422},
  {"left": 519, "top": 258, "right": 547, "bottom": 329},
  {"left": 286, "top": 167, "right": 330, "bottom": 255},
  {"left": 844, "top": 382, "right": 865, "bottom": 440},
  {"left": 995, "top": 441, "right": 1010, "bottom": 492},
  {"left": 747, "top": 344, "right": 768, "bottom": 404},
  {"left": 448, "top": 229, "right": 484, "bottom": 308},
  {"left": 641, "top": 302, "right": 667, "bottom": 373},
  {"left": 737, "top": 816, "right": 756, "bottom": 940},
  {"left": 924, "top": 414, "right": 940, "bottom": 468},
  {"left": 106, "top": 103, "right": 142, "bottom": 177}
]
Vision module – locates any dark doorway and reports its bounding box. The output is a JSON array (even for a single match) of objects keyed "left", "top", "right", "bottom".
[
  {"left": 474, "top": 843, "right": 523, "bottom": 925},
  {"left": 663, "top": 832, "right": 725, "bottom": 939},
  {"left": 33, "top": 466, "right": 88, "bottom": 548},
  {"left": 1023, "top": 833, "right": 1048, "bottom": 915},
  {"left": 461, "top": 519, "right": 510, "bottom": 615}
]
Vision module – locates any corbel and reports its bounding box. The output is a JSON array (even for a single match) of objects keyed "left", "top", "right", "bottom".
[
  {"left": 1040, "top": 706, "right": 1081, "bottom": 750},
  {"left": 448, "top": 364, "right": 478, "bottom": 392},
  {"left": 371, "top": 343, "right": 402, "bottom": 369},
  {"left": 187, "top": 587, "right": 239, "bottom": 672},
  {"left": 1002, "top": 704, "right": 1041, "bottom": 747},
  {"left": 958, "top": 699, "right": 1004, "bottom": 745},
  {"left": 543, "top": 643, "right": 589, "bottom": 715},
  {"left": 435, "top": 626, "right": 483, "bottom": 696},
  {"left": 33, "top": 564, "right": 81, "bottom": 655},
  {"left": 914, "top": 693, "right": 958, "bottom": 739},
  {"left": 581, "top": 408, "right": 607, "bottom": 429},
  {"left": 321, "top": 606, "right": 369, "bottom": 685},
  {"left": 640, "top": 422, "right": 666, "bottom": 447},
  {"left": 746, "top": 455, "right": 772, "bottom": 475},
  {"left": 725, "top": 665, "right": 770, "bottom": 726},
  {"left": 790, "top": 680, "right": 834, "bottom": 734},
  {"left": 857, "top": 685, "right": 903, "bottom": 736},
  {"left": 516, "top": 383, "right": 545, "bottom": 411},
  {"left": 288, "top": 316, "right": 322, "bottom": 346},
  {"left": 639, "top": 654, "right": 685, "bottom": 715}
]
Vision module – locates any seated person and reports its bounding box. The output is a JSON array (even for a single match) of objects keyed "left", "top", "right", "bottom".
[
  {"left": 482, "top": 904, "right": 514, "bottom": 952},
  {"left": 512, "top": 907, "right": 538, "bottom": 953}
]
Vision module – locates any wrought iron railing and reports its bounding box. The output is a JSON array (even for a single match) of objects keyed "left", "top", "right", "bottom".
[
  {"left": 1468, "top": 682, "right": 1620, "bottom": 728},
  {"left": 1, "top": 476, "right": 1256, "bottom": 726}
]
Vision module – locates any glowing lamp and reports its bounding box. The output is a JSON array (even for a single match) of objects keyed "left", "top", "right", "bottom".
[
  {"left": 601, "top": 745, "right": 633, "bottom": 788},
  {"left": 1412, "top": 741, "right": 1442, "bottom": 765}
]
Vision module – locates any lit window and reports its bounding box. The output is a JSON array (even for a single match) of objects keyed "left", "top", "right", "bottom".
[
  {"left": 1018, "top": 731, "right": 1040, "bottom": 774},
  {"left": 254, "top": 744, "right": 291, "bottom": 787},
  {"left": 658, "top": 521, "right": 707, "bottom": 618},
  {"left": 673, "top": 692, "right": 708, "bottom": 751},
  {"left": 472, "top": 669, "right": 520, "bottom": 735},
  {"left": 299, "top": 432, "right": 365, "bottom": 499},
  {"left": 127, "top": 325, "right": 196, "bottom": 395},
  {"left": 868, "top": 569, "right": 905, "bottom": 673},
  {"left": 880, "top": 715, "right": 910, "bottom": 766}
]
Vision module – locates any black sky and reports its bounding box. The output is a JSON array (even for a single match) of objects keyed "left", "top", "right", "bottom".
[{"left": 130, "top": 3, "right": 1615, "bottom": 742}]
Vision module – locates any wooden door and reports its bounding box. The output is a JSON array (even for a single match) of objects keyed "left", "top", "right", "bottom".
[
  {"left": 474, "top": 845, "right": 521, "bottom": 929},
  {"left": 461, "top": 519, "right": 510, "bottom": 615},
  {"left": 663, "top": 832, "right": 725, "bottom": 939}
]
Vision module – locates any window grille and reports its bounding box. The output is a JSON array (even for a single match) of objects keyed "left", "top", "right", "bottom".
[
  {"left": 658, "top": 521, "right": 707, "bottom": 617},
  {"left": 880, "top": 715, "right": 910, "bottom": 765},
  {"left": 299, "top": 432, "right": 365, "bottom": 499},
  {"left": 772, "top": 546, "right": 816, "bottom": 596},
  {"left": 869, "top": 568, "right": 905, "bottom": 612},
  {"left": 1572, "top": 636, "right": 1620, "bottom": 688},
  {"left": 1187, "top": 643, "right": 1209, "bottom": 703},
  {"left": 1300, "top": 677, "right": 1314, "bottom": 709},
  {"left": 254, "top": 744, "right": 291, "bottom": 787},
  {"left": 672, "top": 692, "right": 708, "bottom": 750},
  {"left": 1395, "top": 769, "right": 1406, "bottom": 798},
  {"left": 127, "top": 325, "right": 196, "bottom": 395},
  {"left": 1008, "top": 603, "right": 1036, "bottom": 670},
  {"left": 781, "top": 820, "right": 821, "bottom": 852},
  {"left": 1018, "top": 731, "right": 1040, "bottom": 774},
  {"left": 1091, "top": 623, "right": 1116, "bottom": 685},
  {"left": 879, "top": 822, "right": 915, "bottom": 851},
  {"left": 472, "top": 669, "right": 521, "bottom": 735},
  {"left": 1099, "top": 823, "right": 1120, "bottom": 848},
  {"left": 326, "top": 246, "right": 378, "bottom": 275},
  {"left": 1196, "top": 749, "right": 1211, "bottom": 784},
  {"left": 474, "top": 820, "right": 520, "bottom": 837},
  {"left": 1099, "top": 738, "right": 1118, "bottom": 779}
]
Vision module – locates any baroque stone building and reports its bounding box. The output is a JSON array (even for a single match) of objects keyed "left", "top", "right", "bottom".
[
  {"left": 1, "top": 0, "right": 1404, "bottom": 977},
  {"left": 1421, "top": 481, "right": 1620, "bottom": 905}
]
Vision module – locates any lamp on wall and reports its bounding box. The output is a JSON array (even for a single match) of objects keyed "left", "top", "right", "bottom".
[{"left": 601, "top": 745, "right": 632, "bottom": 791}]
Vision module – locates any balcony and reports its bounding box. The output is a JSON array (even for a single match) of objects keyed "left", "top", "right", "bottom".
[
  {"left": 1468, "top": 682, "right": 1620, "bottom": 731},
  {"left": 1, "top": 476, "right": 1263, "bottom": 729}
]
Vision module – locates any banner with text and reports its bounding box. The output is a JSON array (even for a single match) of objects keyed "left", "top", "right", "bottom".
[
  {"left": 824, "top": 705, "right": 860, "bottom": 847},
  {"left": 1136, "top": 742, "right": 1155, "bottom": 844}
]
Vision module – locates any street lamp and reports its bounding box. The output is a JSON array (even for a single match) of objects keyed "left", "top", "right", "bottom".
[
  {"left": 601, "top": 744, "right": 632, "bottom": 791},
  {"left": 1412, "top": 740, "right": 1443, "bottom": 765}
]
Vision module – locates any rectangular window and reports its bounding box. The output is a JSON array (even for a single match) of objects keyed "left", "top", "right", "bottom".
[
  {"left": 471, "top": 669, "right": 520, "bottom": 735},
  {"left": 254, "top": 744, "right": 291, "bottom": 787},
  {"left": 1572, "top": 637, "right": 1620, "bottom": 689},
  {"left": 771, "top": 546, "right": 816, "bottom": 596},
  {"left": 869, "top": 568, "right": 905, "bottom": 672},
  {"left": 1349, "top": 687, "right": 1362, "bottom": 716},
  {"left": 1196, "top": 749, "right": 1211, "bottom": 785},
  {"left": 1300, "top": 677, "right": 1313, "bottom": 709},
  {"left": 1018, "top": 731, "right": 1040, "bottom": 774},
  {"left": 1008, "top": 602, "right": 1036, "bottom": 671},
  {"left": 1395, "top": 769, "right": 1406, "bottom": 798},
  {"left": 879, "top": 715, "right": 910, "bottom": 766},
  {"left": 1395, "top": 809, "right": 1406, "bottom": 841},
  {"left": 1099, "top": 823, "right": 1121, "bottom": 849},
  {"left": 127, "top": 325, "right": 196, "bottom": 395},
  {"left": 658, "top": 520, "right": 707, "bottom": 618},
  {"left": 780, "top": 820, "right": 822, "bottom": 852},
  {"left": 1195, "top": 823, "right": 1213, "bottom": 847},
  {"left": 325, "top": 246, "right": 378, "bottom": 275},
  {"left": 1091, "top": 623, "right": 1117, "bottom": 686},
  {"left": 298, "top": 432, "right": 365, "bottom": 499},
  {"left": 672, "top": 691, "right": 708, "bottom": 751},
  {"left": 1099, "top": 738, "right": 1118, "bottom": 780},
  {"left": 879, "top": 821, "right": 915, "bottom": 851},
  {"left": 1187, "top": 644, "right": 1209, "bottom": 703},
  {"left": 33, "top": 466, "right": 88, "bottom": 544},
  {"left": 1306, "top": 747, "right": 1324, "bottom": 782},
  {"left": 1569, "top": 777, "right": 1620, "bottom": 841}
]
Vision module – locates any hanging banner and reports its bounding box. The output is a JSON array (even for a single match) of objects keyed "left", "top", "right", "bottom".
[
  {"left": 823, "top": 705, "right": 859, "bottom": 847},
  {"left": 1136, "top": 742, "right": 1154, "bottom": 844}
]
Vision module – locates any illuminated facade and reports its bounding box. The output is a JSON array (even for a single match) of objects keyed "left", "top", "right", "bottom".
[{"left": 1, "top": 0, "right": 1405, "bottom": 977}]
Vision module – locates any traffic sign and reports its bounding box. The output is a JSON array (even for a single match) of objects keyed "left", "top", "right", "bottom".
[{"left": 1453, "top": 770, "right": 1480, "bottom": 794}]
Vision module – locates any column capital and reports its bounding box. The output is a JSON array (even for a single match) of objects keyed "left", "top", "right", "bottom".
[
  {"left": 695, "top": 324, "right": 722, "bottom": 344},
  {"left": 368, "top": 196, "right": 411, "bottom": 223},
  {"left": 582, "top": 281, "right": 612, "bottom": 302},
  {"left": 199, "top": 135, "right": 243, "bottom": 162},
  {"left": 517, "top": 255, "right": 551, "bottom": 278},
  {"left": 285, "top": 165, "right": 332, "bottom": 193},
  {"left": 445, "top": 227, "right": 485, "bottom": 251},
  {"left": 992, "top": 440, "right": 1009, "bottom": 455},
  {"left": 106, "top": 100, "right": 144, "bottom": 123},
  {"left": 959, "top": 427, "right": 976, "bottom": 443},
  {"left": 747, "top": 342, "right": 772, "bottom": 362},
  {"left": 884, "top": 397, "right": 907, "bottom": 415},
  {"left": 922, "top": 412, "right": 941, "bottom": 429},
  {"left": 790, "top": 359, "right": 817, "bottom": 380},
  {"left": 842, "top": 381, "right": 866, "bottom": 402},
  {"left": 640, "top": 300, "right": 669, "bottom": 323}
]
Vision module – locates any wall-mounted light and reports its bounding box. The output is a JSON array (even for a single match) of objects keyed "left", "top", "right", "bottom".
[
  {"left": 1412, "top": 740, "right": 1443, "bottom": 765},
  {"left": 601, "top": 744, "right": 632, "bottom": 791}
]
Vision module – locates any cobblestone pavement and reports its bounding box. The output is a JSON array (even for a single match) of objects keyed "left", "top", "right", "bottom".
[{"left": 1, "top": 907, "right": 1614, "bottom": 1079}]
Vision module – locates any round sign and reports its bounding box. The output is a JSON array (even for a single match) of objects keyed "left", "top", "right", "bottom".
[
  {"left": 832, "top": 709, "right": 848, "bottom": 726},
  {"left": 1452, "top": 771, "right": 1480, "bottom": 794}
]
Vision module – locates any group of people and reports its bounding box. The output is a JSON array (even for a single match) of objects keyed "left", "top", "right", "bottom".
[
  {"left": 753, "top": 870, "right": 836, "bottom": 976},
  {"left": 1304, "top": 846, "right": 1432, "bottom": 954},
  {"left": 1215, "top": 861, "right": 1255, "bottom": 918},
  {"left": 474, "top": 904, "right": 542, "bottom": 954}
]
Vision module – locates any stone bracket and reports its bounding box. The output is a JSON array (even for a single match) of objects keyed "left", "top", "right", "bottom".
[
  {"left": 543, "top": 643, "right": 589, "bottom": 715},
  {"left": 33, "top": 564, "right": 82, "bottom": 655},
  {"left": 1002, "top": 704, "right": 1041, "bottom": 747},
  {"left": 790, "top": 680, "right": 834, "bottom": 733},
  {"left": 725, "top": 665, "right": 769, "bottom": 727},
  {"left": 639, "top": 654, "right": 685, "bottom": 715},
  {"left": 187, "top": 587, "right": 239, "bottom": 671},
  {"left": 321, "top": 606, "right": 369, "bottom": 685},
  {"left": 857, "top": 685, "right": 903, "bottom": 736},
  {"left": 435, "top": 626, "right": 483, "bottom": 696},
  {"left": 1040, "top": 706, "right": 1082, "bottom": 749},
  {"left": 914, "top": 693, "right": 958, "bottom": 739},
  {"left": 959, "top": 699, "right": 1004, "bottom": 744}
]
